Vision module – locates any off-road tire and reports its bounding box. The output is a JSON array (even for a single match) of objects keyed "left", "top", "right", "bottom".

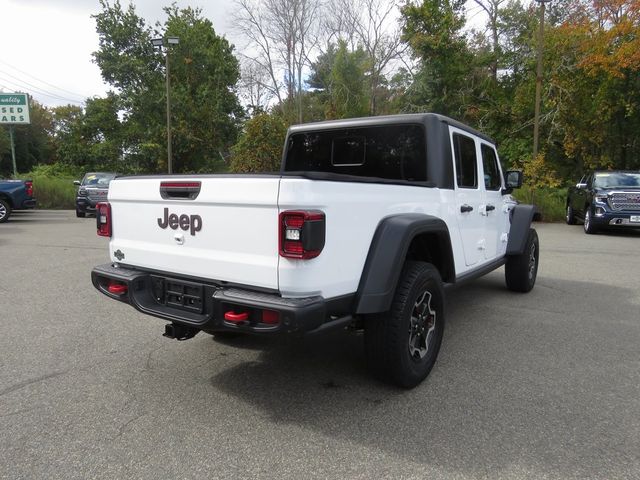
[
  {"left": 505, "top": 228, "right": 539, "bottom": 292},
  {"left": 364, "top": 261, "right": 445, "bottom": 389},
  {"left": 0, "top": 198, "right": 11, "bottom": 223}
]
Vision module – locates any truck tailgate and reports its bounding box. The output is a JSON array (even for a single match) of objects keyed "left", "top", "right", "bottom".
[{"left": 107, "top": 176, "right": 280, "bottom": 290}]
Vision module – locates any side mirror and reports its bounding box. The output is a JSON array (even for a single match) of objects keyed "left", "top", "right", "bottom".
[
  {"left": 504, "top": 170, "right": 523, "bottom": 191},
  {"left": 576, "top": 182, "right": 587, "bottom": 190},
  {"left": 73, "top": 180, "right": 81, "bottom": 186}
]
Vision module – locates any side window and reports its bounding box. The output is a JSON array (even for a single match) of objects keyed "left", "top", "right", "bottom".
[
  {"left": 453, "top": 133, "right": 478, "bottom": 189},
  {"left": 481, "top": 144, "right": 502, "bottom": 191}
]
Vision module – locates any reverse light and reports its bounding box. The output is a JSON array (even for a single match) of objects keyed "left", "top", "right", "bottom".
[
  {"left": 24, "top": 181, "right": 33, "bottom": 197},
  {"left": 96, "top": 202, "right": 112, "bottom": 237},
  {"left": 279, "top": 210, "right": 325, "bottom": 259}
]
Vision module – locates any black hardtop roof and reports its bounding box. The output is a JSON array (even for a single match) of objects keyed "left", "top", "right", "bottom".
[{"left": 287, "top": 113, "right": 494, "bottom": 144}]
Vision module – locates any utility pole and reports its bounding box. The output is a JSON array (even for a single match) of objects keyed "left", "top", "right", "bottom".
[
  {"left": 165, "top": 49, "right": 173, "bottom": 175},
  {"left": 533, "top": 0, "right": 552, "bottom": 159},
  {"left": 151, "top": 36, "right": 180, "bottom": 174},
  {"left": 9, "top": 125, "right": 17, "bottom": 178}
]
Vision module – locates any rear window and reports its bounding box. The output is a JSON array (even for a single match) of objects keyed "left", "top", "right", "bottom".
[{"left": 284, "top": 125, "right": 427, "bottom": 182}]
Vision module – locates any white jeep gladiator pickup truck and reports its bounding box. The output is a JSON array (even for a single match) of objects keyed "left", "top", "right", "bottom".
[{"left": 92, "top": 113, "right": 538, "bottom": 388}]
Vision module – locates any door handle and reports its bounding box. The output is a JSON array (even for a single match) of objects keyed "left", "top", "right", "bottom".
[
  {"left": 460, "top": 204, "right": 473, "bottom": 213},
  {"left": 486, "top": 204, "right": 496, "bottom": 212}
]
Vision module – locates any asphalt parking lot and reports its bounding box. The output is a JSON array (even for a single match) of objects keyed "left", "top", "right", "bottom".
[{"left": 1, "top": 210, "right": 639, "bottom": 480}]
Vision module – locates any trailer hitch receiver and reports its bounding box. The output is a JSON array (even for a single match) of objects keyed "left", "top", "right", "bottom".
[{"left": 163, "top": 323, "right": 199, "bottom": 341}]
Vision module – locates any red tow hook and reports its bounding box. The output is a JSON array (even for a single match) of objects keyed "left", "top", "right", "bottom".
[
  {"left": 224, "top": 311, "right": 249, "bottom": 323},
  {"left": 107, "top": 282, "right": 128, "bottom": 295}
]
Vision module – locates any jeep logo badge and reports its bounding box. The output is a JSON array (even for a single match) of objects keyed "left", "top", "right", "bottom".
[{"left": 157, "top": 208, "right": 202, "bottom": 236}]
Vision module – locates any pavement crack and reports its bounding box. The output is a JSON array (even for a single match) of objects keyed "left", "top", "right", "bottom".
[
  {"left": 0, "top": 370, "right": 69, "bottom": 397},
  {"left": 116, "top": 412, "right": 146, "bottom": 438}
]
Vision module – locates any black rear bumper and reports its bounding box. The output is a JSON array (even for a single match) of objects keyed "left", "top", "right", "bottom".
[
  {"left": 91, "top": 263, "right": 330, "bottom": 334},
  {"left": 18, "top": 199, "right": 36, "bottom": 209}
]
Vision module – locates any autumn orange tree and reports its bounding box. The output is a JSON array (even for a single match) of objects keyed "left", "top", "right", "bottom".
[{"left": 548, "top": 0, "right": 640, "bottom": 172}]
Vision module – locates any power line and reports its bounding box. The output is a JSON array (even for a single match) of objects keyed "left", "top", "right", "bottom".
[
  {"left": 0, "top": 58, "right": 92, "bottom": 100},
  {"left": 0, "top": 75, "right": 84, "bottom": 105},
  {"left": 0, "top": 70, "right": 86, "bottom": 103},
  {"left": 0, "top": 75, "right": 83, "bottom": 104}
]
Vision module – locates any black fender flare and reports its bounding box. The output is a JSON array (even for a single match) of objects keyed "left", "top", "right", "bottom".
[
  {"left": 355, "top": 214, "right": 455, "bottom": 315},
  {"left": 506, "top": 204, "right": 537, "bottom": 255}
]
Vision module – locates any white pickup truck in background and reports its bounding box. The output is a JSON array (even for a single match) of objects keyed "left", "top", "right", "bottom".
[{"left": 92, "top": 113, "right": 538, "bottom": 388}]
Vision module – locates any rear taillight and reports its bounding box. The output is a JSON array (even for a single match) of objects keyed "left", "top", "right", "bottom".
[
  {"left": 279, "top": 210, "right": 325, "bottom": 259},
  {"left": 96, "top": 202, "right": 112, "bottom": 237},
  {"left": 25, "top": 181, "right": 33, "bottom": 197}
]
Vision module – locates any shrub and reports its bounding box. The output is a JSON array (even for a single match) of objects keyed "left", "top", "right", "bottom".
[
  {"left": 229, "top": 114, "right": 287, "bottom": 173},
  {"left": 22, "top": 166, "right": 78, "bottom": 209},
  {"left": 513, "top": 186, "right": 567, "bottom": 222}
]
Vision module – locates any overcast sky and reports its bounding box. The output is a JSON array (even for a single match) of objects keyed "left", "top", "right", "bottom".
[
  {"left": 0, "top": 0, "right": 493, "bottom": 108},
  {"left": 0, "top": 0, "right": 234, "bottom": 107}
]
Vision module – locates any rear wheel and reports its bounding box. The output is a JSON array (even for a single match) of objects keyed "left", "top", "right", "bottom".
[
  {"left": 0, "top": 198, "right": 11, "bottom": 223},
  {"left": 365, "top": 261, "right": 445, "bottom": 388},
  {"left": 505, "top": 228, "right": 539, "bottom": 292}
]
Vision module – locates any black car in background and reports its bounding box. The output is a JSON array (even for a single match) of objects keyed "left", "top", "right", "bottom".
[
  {"left": 566, "top": 171, "right": 640, "bottom": 234},
  {"left": 74, "top": 172, "right": 117, "bottom": 218}
]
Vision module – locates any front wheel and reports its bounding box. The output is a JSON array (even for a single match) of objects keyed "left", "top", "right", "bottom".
[
  {"left": 76, "top": 209, "right": 86, "bottom": 218},
  {"left": 584, "top": 209, "right": 598, "bottom": 234},
  {"left": 0, "top": 198, "right": 11, "bottom": 223},
  {"left": 505, "top": 228, "right": 539, "bottom": 293},
  {"left": 364, "top": 261, "right": 445, "bottom": 388}
]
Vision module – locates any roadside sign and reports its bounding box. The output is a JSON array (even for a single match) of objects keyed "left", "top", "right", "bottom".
[{"left": 0, "top": 93, "right": 30, "bottom": 124}]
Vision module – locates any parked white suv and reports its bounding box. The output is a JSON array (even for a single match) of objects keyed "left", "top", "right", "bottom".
[{"left": 92, "top": 114, "right": 538, "bottom": 388}]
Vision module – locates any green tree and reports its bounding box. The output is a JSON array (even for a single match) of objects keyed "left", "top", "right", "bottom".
[
  {"left": 0, "top": 99, "right": 54, "bottom": 176},
  {"left": 326, "top": 41, "right": 370, "bottom": 119},
  {"left": 229, "top": 113, "right": 287, "bottom": 173},
  {"left": 92, "top": 1, "right": 244, "bottom": 173},
  {"left": 50, "top": 104, "right": 88, "bottom": 167},
  {"left": 163, "top": 5, "right": 245, "bottom": 172},
  {"left": 401, "top": 0, "right": 473, "bottom": 117}
]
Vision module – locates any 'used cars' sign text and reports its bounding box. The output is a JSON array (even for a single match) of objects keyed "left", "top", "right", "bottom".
[{"left": 0, "top": 93, "right": 30, "bottom": 124}]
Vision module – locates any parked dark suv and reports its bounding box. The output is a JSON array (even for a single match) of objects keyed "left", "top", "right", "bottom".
[
  {"left": 74, "top": 172, "right": 117, "bottom": 218},
  {"left": 566, "top": 171, "right": 640, "bottom": 233}
]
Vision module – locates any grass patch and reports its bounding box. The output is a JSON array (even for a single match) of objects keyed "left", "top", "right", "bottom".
[
  {"left": 513, "top": 186, "right": 567, "bottom": 222},
  {"left": 28, "top": 174, "right": 77, "bottom": 209}
]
